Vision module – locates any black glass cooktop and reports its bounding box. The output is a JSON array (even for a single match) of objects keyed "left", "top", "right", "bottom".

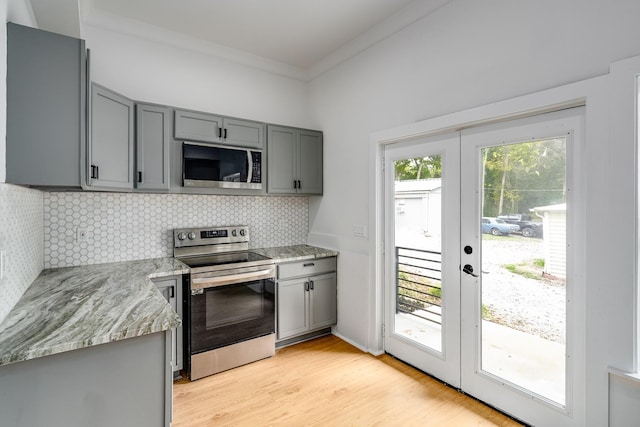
[{"left": 180, "top": 251, "right": 271, "bottom": 268}]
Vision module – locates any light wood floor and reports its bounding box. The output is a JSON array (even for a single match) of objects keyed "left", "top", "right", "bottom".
[{"left": 173, "top": 335, "right": 523, "bottom": 426}]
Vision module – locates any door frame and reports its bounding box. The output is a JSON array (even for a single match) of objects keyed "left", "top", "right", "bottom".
[{"left": 370, "top": 89, "right": 591, "bottom": 426}]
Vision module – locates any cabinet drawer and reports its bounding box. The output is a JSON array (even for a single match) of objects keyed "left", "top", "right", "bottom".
[{"left": 278, "top": 257, "right": 336, "bottom": 280}]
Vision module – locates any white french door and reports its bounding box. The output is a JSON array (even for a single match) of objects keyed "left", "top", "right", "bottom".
[
  {"left": 383, "top": 132, "right": 461, "bottom": 387},
  {"left": 383, "top": 107, "right": 585, "bottom": 426}
]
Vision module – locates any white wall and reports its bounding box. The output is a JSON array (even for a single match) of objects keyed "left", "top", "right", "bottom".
[
  {"left": 308, "top": 0, "right": 640, "bottom": 424},
  {"left": 83, "top": 24, "right": 314, "bottom": 129}
]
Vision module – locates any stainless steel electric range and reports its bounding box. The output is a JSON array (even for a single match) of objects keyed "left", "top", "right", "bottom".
[{"left": 174, "top": 225, "right": 275, "bottom": 381}]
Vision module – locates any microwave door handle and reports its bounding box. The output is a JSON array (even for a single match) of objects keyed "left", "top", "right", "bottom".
[
  {"left": 247, "top": 150, "right": 252, "bottom": 184},
  {"left": 191, "top": 268, "right": 275, "bottom": 290}
]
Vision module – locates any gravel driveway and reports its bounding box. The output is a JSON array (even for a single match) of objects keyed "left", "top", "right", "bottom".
[{"left": 481, "top": 237, "right": 566, "bottom": 343}]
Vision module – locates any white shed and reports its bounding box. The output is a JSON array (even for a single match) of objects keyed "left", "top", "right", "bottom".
[
  {"left": 394, "top": 179, "right": 442, "bottom": 250},
  {"left": 530, "top": 203, "right": 566, "bottom": 278}
]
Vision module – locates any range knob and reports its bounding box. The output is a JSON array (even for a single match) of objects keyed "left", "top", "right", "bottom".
[
  {"left": 188, "top": 232, "right": 197, "bottom": 240},
  {"left": 177, "top": 232, "right": 187, "bottom": 241},
  {"left": 231, "top": 229, "right": 237, "bottom": 237},
  {"left": 239, "top": 229, "right": 246, "bottom": 236}
]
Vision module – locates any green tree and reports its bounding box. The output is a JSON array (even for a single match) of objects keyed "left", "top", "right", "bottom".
[
  {"left": 394, "top": 155, "right": 442, "bottom": 180},
  {"left": 482, "top": 138, "right": 566, "bottom": 216}
]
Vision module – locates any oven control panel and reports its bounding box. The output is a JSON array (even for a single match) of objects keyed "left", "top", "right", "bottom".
[{"left": 174, "top": 225, "right": 249, "bottom": 248}]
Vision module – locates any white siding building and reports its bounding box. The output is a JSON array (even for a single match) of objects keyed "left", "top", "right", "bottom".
[{"left": 531, "top": 203, "right": 566, "bottom": 278}]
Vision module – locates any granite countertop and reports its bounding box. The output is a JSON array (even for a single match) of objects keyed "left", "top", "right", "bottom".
[
  {"left": 253, "top": 244, "right": 339, "bottom": 263},
  {"left": 0, "top": 257, "right": 189, "bottom": 367},
  {"left": 0, "top": 245, "right": 335, "bottom": 368}
]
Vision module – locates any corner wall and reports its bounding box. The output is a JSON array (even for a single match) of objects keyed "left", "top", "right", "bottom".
[{"left": 308, "top": 0, "right": 640, "bottom": 425}]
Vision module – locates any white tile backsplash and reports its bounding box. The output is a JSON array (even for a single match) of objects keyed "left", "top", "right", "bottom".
[
  {"left": 0, "top": 183, "right": 44, "bottom": 323},
  {"left": 44, "top": 192, "right": 309, "bottom": 268}
]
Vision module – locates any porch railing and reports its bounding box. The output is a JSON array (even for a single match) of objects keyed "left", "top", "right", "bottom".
[{"left": 396, "top": 246, "right": 442, "bottom": 325}]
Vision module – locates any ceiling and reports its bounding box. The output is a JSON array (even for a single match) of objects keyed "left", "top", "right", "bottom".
[{"left": 29, "top": 0, "right": 450, "bottom": 79}]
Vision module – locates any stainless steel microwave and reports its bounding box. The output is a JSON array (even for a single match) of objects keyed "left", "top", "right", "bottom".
[{"left": 182, "top": 142, "right": 262, "bottom": 190}]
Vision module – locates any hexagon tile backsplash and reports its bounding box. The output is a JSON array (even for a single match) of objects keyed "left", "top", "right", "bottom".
[
  {"left": 0, "top": 183, "right": 44, "bottom": 323},
  {"left": 43, "top": 192, "right": 309, "bottom": 268}
]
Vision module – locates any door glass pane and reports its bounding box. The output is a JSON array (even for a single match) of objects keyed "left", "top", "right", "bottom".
[
  {"left": 393, "top": 154, "right": 443, "bottom": 353},
  {"left": 480, "top": 138, "right": 566, "bottom": 405}
]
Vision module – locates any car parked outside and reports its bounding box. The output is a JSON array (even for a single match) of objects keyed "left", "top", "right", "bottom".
[
  {"left": 497, "top": 214, "right": 543, "bottom": 238},
  {"left": 482, "top": 217, "right": 519, "bottom": 236}
]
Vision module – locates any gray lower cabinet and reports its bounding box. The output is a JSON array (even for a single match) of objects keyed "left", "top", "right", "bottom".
[
  {"left": 136, "top": 104, "right": 170, "bottom": 191},
  {"left": 0, "top": 332, "right": 173, "bottom": 427},
  {"left": 174, "top": 109, "right": 264, "bottom": 149},
  {"left": 267, "top": 125, "right": 323, "bottom": 194},
  {"left": 6, "top": 22, "right": 88, "bottom": 188},
  {"left": 276, "top": 257, "right": 337, "bottom": 341},
  {"left": 88, "top": 83, "right": 135, "bottom": 190},
  {"left": 153, "top": 276, "right": 183, "bottom": 372}
]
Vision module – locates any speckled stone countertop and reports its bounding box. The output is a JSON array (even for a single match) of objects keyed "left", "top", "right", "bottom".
[
  {"left": 0, "top": 257, "right": 188, "bottom": 367},
  {"left": 253, "top": 245, "right": 338, "bottom": 263}
]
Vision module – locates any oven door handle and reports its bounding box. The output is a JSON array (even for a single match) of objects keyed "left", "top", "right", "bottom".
[{"left": 191, "top": 268, "right": 275, "bottom": 290}]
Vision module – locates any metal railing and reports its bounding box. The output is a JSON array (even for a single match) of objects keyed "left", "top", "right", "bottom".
[{"left": 396, "top": 246, "right": 442, "bottom": 325}]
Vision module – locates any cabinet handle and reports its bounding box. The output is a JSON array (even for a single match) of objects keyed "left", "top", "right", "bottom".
[
  {"left": 304, "top": 281, "right": 309, "bottom": 291},
  {"left": 310, "top": 280, "right": 314, "bottom": 290},
  {"left": 293, "top": 180, "right": 297, "bottom": 189},
  {"left": 218, "top": 127, "right": 222, "bottom": 139},
  {"left": 170, "top": 286, "right": 175, "bottom": 299},
  {"left": 297, "top": 180, "right": 301, "bottom": 189},
  {"left": 91, "top": 165, "right": 99, "bottom": 179},
  {"left": 224, "top": 128, "right": 228, "bottom": 139},
  {"left": 138, "top": 171, "right": 142, "bottom": 183},
  {"left": 303, "top": 262, "right": 315, "bottom": 267}
]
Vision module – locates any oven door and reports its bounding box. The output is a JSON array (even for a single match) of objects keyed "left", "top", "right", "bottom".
[{"left": 188, "top": 268, "right": 275, "bottom": 355}]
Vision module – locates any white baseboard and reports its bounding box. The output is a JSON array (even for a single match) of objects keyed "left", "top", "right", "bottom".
[{"left": 332, "top": 331, "right": 383, "bottom": 356}]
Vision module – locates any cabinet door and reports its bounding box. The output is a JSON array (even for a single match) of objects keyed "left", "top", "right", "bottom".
[
  {"left": 277, "top": 278, "right": 309, "bottom": 340},
  {"left": 89, "top": 84, "right": 134, "bottom": 190},
  {"left": 153, "top": 277, "right": 183, "bottom": 372},
  {"left": 267, "top": 125, "right": 297, "bottom": 194},
  {"left": 136, "top": 104, "right": 170, "bottom": 191},
  {"left": 223, "top": 118, "right": 264, "bottom": 149},
  {"left": 297, "top": 129, "right": 323, "bottom": 194},
  {"left": 6, "top": 23, "right": 87, "bottom": 188},
  {"left": 309, "top": 272, "right": 337, "bottom": 330},
  {"left": 174, "top": 110, "right": 222, "bottom": 143}
]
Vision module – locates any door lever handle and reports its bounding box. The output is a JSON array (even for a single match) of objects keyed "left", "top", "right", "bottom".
[{"left": 462, "top": 264, "right": 479, "bottom": 277}]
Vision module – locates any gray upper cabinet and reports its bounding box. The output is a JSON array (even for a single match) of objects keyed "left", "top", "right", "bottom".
[
  {"left": 6, "top": 23, "right": 87, "bottom": 188},
  {"left": 88, "top": 83, "right": 135, "bottom": 191},
  {"left": 223, "top": 118, "right": 265, "bottom": 149},
  {"left": 174, "top": 110, "right": 223, "bottom": 144},
  {"left": 136, "top": 104, "right": 170, "bottom": 191},
  {"left": 267, "top": 126, "right": 297, "bottom": 194},
  {"left": 175, "top": 109, "right": 265, "bottom": 149},
  {"left": 267, "top": 125, "right": 323, "bottom": 195},
  {"left": 297, "top": 129, "right": 323, "bottom": 194}
]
